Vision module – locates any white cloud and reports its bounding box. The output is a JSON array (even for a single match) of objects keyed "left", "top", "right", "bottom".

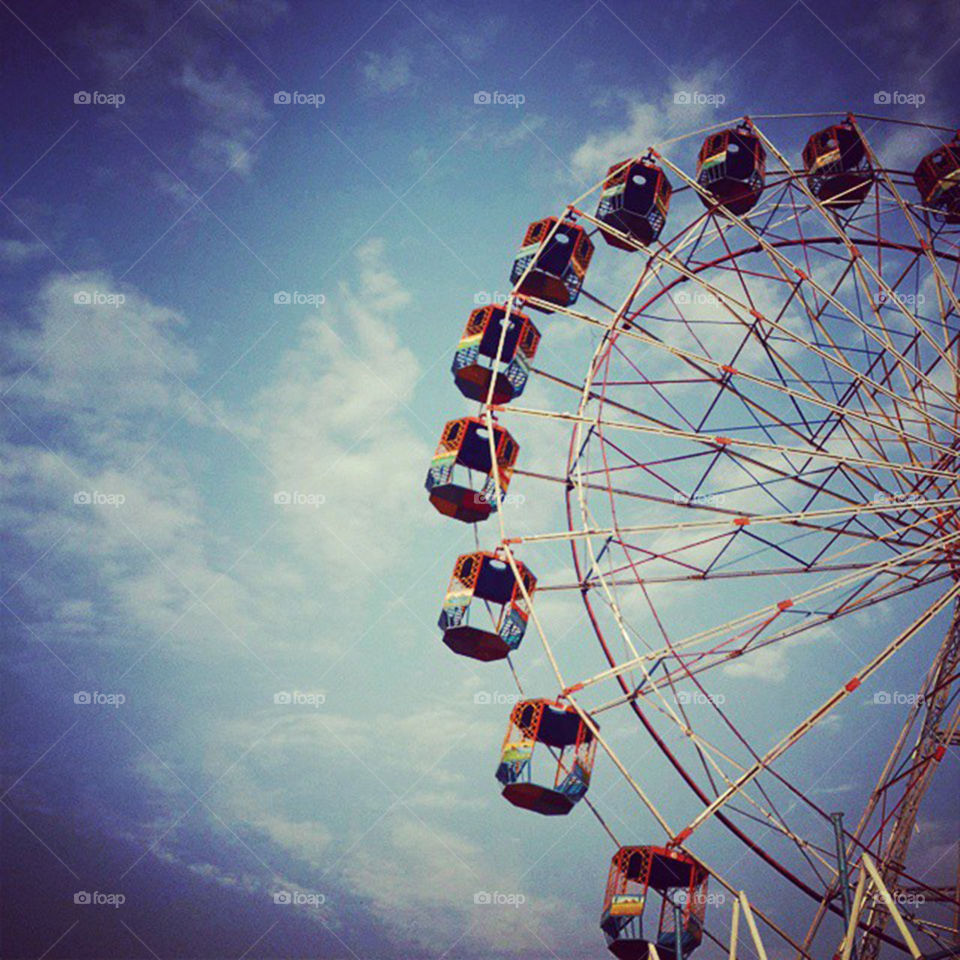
[
  {"left": 361, "top": 49, "right": 414, "bottom": 94},
  {"left": 2, "top": 244, "right": 515, "bottom": 955},
  {"left": 5, "top": 272, "right": 200, "bottom": 434},
  {"left": 723, "top": 641, "right": 790, "bottom": 681},
  {"left": 249, "top": 238, "right": 429, "bottom": 581},
  {"left": 0, "top": 237, "right": 47, "bottom": 264},
  {"left": 0, "top": 235, "right": 433, "bottom": 665},
  {"left": 341, "top": 814, "right": 571, "bottom": 953},
  {"left": 0, "top": 273, "right": 261, "bottom": 656},
  {"left": 176, "top": 63, "right": 270, "bottom": 179},
  {"left": 569, "top": 67, "right": 729, "bottom": 182}
]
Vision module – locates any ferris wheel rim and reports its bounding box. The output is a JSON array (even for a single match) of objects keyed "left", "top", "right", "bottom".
[{"left": 560, "top": 121, "right": 958, "bottom": 930}]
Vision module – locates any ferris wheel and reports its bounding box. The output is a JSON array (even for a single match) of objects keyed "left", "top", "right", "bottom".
[{"left": 424, "top": 112, "right": 960, "bottom": 960}]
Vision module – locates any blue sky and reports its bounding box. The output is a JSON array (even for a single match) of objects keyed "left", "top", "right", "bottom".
[{"left": 1, "top": 1, "right": 959, "bottom": 958}]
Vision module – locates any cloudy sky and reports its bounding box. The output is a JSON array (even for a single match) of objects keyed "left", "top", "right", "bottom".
[{"left": 1, "top": 1, "right": 959, "bottom": 958}]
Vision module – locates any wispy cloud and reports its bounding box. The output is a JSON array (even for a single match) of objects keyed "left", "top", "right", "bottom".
[
  {"left": 361, "top": 49, "right": 414, "bottom": 94},
  {"left": 0, "top": 237, "right": 48, "bottom": 264},
  {"left": 249, "top": 237, "right": 429, "bottom": 581},
  {"left": 176, "top": 63, "right": 270, "bottom": 178}
]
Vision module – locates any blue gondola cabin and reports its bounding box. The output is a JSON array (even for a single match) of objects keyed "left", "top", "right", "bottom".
[
  {"left": 696, "top": 124, "right": 766, "bottom": 217},
  {"left": 802, "top": 121, "right": 872, "bottom": 208},
  {"left": 601, "top": 846, "right": 708, "bottom": 960},
  {"left": 451, "top": 302, "right": 540, "bottom": 405},
  {"left": 510, "top": 217, "right": 593, "bottom": 312},
  {"left": 425, "top": 416, "right": 518, "bottom": 523},
  {"left": 496, "top": 699, "right": 598, "bottom": 816},
  {"left": 438, "top": 551, "right": 536, "bottom": 661},
  {"left": 914, "top": 134, "right": 960, "bottom": 223},
  {"left": 596, "top": 157, "right": 672, "bottom": 249}
]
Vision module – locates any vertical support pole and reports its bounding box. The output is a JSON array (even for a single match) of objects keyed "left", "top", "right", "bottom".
[
  {"left": 832, "top": 811, "right": 856, "bottom": 960},
  {"left": 739, "top": 892, "right": 769, "bottom": 960},
  {"left": 840, "top": 869, "right": 867, "bottom": 960},
  {"left": 728, "top": 896, "right": 740, "bottom": 960},
  {"left": 861, "top": 855, "right": 923, "bottom": 960},
  {"left": 674, "top": 901, "right": 685, "bottom": 960}
]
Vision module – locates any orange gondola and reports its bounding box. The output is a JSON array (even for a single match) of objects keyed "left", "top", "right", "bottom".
[
  {"left": 601, "top": 845, "right": 709, "bottom": 960},
  {"left": 451, "top": 302, "right": 540, "bottom": 405},
  {"left": 438, "top": 551, "right": 536, "bottom": 661},
  {"left": 914, "top": 133, "right": 960, "bottom": 223},
  {"left": 802, "top": 120, "right": 873, "bottom": 208},
  {"left": 496, "top": 699, "right": 598, "bottom": 815},
  {"left": 510, "top": 217, "right": 593, "bottom": 311},
  {"left": 596, "top": 156, "right": 672, "bottom": 249},
  {"left": 425, "top": 416, "right": 518, "bottom": 523},
  {"left": 696, "top": 123, "right": 765, "bottom": 216}
]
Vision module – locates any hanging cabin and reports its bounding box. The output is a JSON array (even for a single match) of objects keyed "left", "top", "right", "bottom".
[
  {"left": 451, "top": 302, "right": 540, "bottom": 405},
  {"left": 802, "top": 120, "right": 873, "bottom": 208},
  {"left": 601, "top": 845, "right": 709, "bottom": 960},
  {"left": 496, "top": 699, "right": 598, "bottom": 815},
  {"left": 438, "top": 551, "right": 536, "bottom": 661},
  {"left": 596, "top": 157, "right": 672, "bottom": 249},
  {"left": 696, "top": 124, "right": 766, "bottom": 217},
  {"left": 425, "top": 417, "right": 518, "bottom": 523},
  {"left": 510, "top": 217, "right": 594, "bottom": 311}
]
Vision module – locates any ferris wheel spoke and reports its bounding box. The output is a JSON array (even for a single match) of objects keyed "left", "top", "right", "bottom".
[
  {"left": 501, "top": 403, "right": 958, "bottom": 481},
  {"left": 573, "top": 310, "right": 956, "bottom": 457},
  {"left": 630, "top": 238, "right": 960, "bottom": 441},
  {"left": 666, "top": 581, "right": 960, "bottom": 849},
  {"left": 533, "top": 270, "right": 950, "bottom": 470},
  {"left": 565, "top": 609, "right": 869, "bottom": 902},
  {"left": 535, "top": 561, "right": 949, "bottom": 594},
  {"left": 753, "top": 121, "right": 960, "bottom": 385},
  {"left": 560, "top": 600, "right": 943, "bottom": 910},
  {"left": 509, "top": 497, "right": 960, "bottom": 547},
  {"left": 853, "top": 119, "right": 960, "bottom": 340},
  {"left": 518, "top": 453, "right": 911, "bottom": 536},
  {"left": 566, "top": 525, "right": 960, "bottom": 697},
  {"left": 583, "top": 576, "right": 955, "bottom": 733},
  {"left": 588, "top": 667, "right": 853, "bottom": 886},
  {"left": 655, "top": 151, "right": 960, "bottom": 417}
]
